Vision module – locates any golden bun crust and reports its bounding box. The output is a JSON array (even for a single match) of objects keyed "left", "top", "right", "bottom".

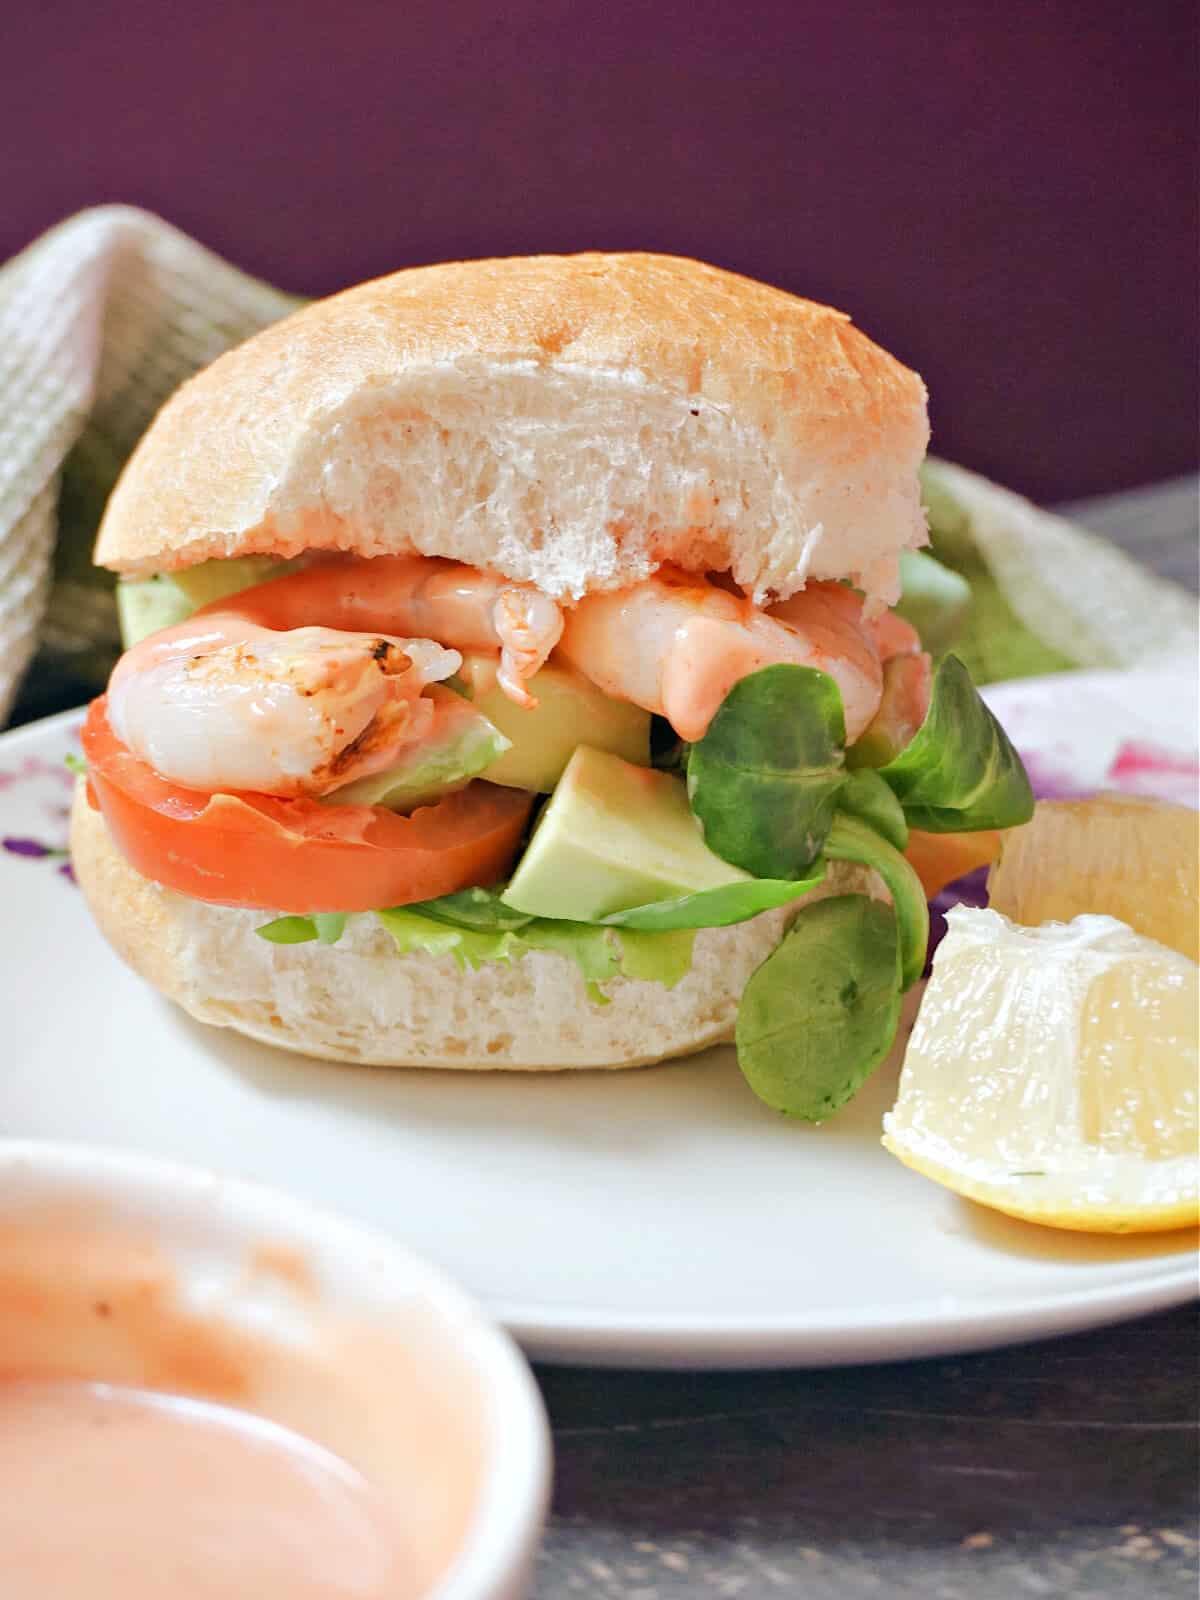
[
  {"left": 72, "top": 784, "right": 879, "bottom": 1070},
  {"left": 95, "top": 252, "right": 929, "bottom": 605}
]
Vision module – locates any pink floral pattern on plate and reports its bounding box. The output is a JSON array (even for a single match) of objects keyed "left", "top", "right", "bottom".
[
  {"left": 1105, "top": 741, "right": 1200, "bottom": 807},
  {"left": 0, "top": 724, "right": 83, "bottom": 885}
]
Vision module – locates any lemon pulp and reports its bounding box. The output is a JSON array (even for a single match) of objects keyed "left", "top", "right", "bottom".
[
  {"left": 988, "top": 794, "right": 1198, "bottom": 962},
  {"left": 883, "top": 906, "right": 1199, "bottom": 1233}
]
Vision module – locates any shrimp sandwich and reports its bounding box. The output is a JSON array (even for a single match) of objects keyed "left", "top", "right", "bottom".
[{"left": 72, "top": 253, "right": 1032, "bottom": 1115}]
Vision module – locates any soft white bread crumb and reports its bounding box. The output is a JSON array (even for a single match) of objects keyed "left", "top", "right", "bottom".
[
  {"left": 95, "top": 253, "right": 929, "bottom": 606},
  {"left": 70, "top": 785, "right": 876, "bottom": 1070}
]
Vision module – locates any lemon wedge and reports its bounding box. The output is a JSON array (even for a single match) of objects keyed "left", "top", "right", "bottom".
[
  {"left": 989, "top": 794, "right": 1198, "bottom": 961},
  {"left": 883, "top": 906, "right": 1199, "bottom": 1232}
]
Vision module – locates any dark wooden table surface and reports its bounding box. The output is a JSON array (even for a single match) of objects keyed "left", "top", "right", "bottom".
[
  {"left": 535, "top": 1305, "right": 1198, "bottom": 1598},
  {"left": 527, "top": 478, "right": 1199, "bottom": 1600}
]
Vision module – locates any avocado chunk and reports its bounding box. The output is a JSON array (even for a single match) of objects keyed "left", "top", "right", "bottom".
[
  {"left": 502, "top": 746, "right": 747, "bottom": 921},
  {"left": 116, "top": 557, "right": 294, "bottom": 648},
  {"left": 116, "top": 575, "right": 195, "bottom": 648},
  {"left": 327, "top": 686, "right": 510, "bottom": 811},
  {"left": 458, "top": 654, "right": 650, "bottom": 792},
  {"left": 169, "top": 556, "right": 291, "bottom": 608}
]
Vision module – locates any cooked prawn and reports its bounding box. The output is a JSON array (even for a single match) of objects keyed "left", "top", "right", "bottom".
[
  {"left": 200, "top": 555, "right": 564, "bottom": 709},
  {"left": 559, "top": 570, "right": 889, "bottom": 742},
  {"left": 108, "top": 618, "right": 460, "bottom": 798},
  {"left": 864, "top": 607, "right": 923, "bottom": 662}
]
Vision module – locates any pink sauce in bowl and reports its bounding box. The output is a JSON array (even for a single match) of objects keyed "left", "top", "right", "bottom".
[
  {"left": 0, "top": 1381, "right": 414, "bottom": 1598},
  {"left": 0, "top": 1145, "right": 549, "bottom": 1600}
]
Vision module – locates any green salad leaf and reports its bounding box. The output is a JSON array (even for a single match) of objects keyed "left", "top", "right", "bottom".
[
  {"left": 415, "top": 873, "right": 828, "bottom": 935},
  {"left": 518, "top": 918, "right": 696, "bottom": 995},
  {"left": 327, "top": 687, "right": 509, "bottom": 812},
  {"left": 258, "top": 900, "right": 696, "bottom": 1003},
  {"left": 835, "top": 768, "right": 908, "bottom": 851},
  {"left": 735, "top": 895, "right": 902, "bottom": 1120},
  {"left": 257, "top": 911, "right": 349, "bottom": 946},
  {"left": 597, "top": 870, "right": 824, "bottom": 931},
  {"left": 375, "top": 905, "right": 695, "bottom": 1001},
  {"left": 408, "top": 886, "right": 536, "bottom": 931},
  {"left": 686, "top": 664, "right": 847, "bottom": 876},
  {"left": 373, "top": 907, "right": 472, "bottom": 962},
  {"left": 256, "top": 915, "right": 324, "bottom": 946},
  {"left": 822, "top": 813, "right": 928, "bottom": 990},
  {"left": 866, "top": 654, "right": 1035, "bottom": 832},
  {"left": 601, "top": 926, "right": 697, "bottom": 987}
]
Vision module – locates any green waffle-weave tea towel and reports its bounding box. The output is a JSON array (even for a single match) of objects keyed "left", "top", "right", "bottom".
[{"left": 1, "top": 205, "right": 1195, "bottom": 723}]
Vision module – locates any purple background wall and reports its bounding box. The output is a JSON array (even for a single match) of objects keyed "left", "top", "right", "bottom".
[{"left": 5, "top": 0, "right": 1196, "bottom": 502}]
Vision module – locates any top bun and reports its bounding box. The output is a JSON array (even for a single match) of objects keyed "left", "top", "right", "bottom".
[{"left": 95, "top": 253, "right": 929, "bottom": 605}]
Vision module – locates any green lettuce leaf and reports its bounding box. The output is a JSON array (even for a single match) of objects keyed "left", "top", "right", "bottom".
[
  {"left": 404, "top": 886, "right": 535, "bottom": 932},
  {"left": 327, "top": 687, "right": 509, "bottom": 812},
  {"left": 374, "top": 906, "right": 517, "bottom": 968},
  {"left": 259, "top": 902, "right": 696, "bottom": 1003},
  {"left": 835, "top": 768, "right": 908, "bottom": 851},
  {"left": 735, "top": 894, "right": 902, "bottom": 1120},
  {"left": 602, "top": 926, "right": 697, "bottom": 988},
  {"left": 686, "top": 664, "right": 847, "bottom": 876},
  {"left": 821, "top": 813, "right": 928, "bottom": 990},
  {"left": 596, "top": 871, "right": 824, "bottom": 931},
  {"left": 256, "top": 915, "right": 324, "bottom": 946},
  {"left": 376, "top": 906, "right": 696, "bottom": 1002},
  {"left": 415, "top": 875, "right": 827, "bottom": 935},
  {"left": 867, "top": 654, "right": 1035, "bottom": 832}
]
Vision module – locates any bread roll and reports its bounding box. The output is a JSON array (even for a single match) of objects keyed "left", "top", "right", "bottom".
[
  {"left": 71, "top": 786, "right": 877, "bottom": 1070},
  {"left": 95, "top": 253, "right": 929, "bottom": 607}
]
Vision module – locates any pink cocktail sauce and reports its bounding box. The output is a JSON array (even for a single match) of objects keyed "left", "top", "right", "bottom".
[
  {"left": 0, "top": 1214, "right": 488, "bottom": 1598},
  {"left": 0, "top": 1380, "right": 416, "bottom": 1597}
]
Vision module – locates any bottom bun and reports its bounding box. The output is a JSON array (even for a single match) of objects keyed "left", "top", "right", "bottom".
[{"left": 71, "top": 784, "right": 873, "bottom": 1070}]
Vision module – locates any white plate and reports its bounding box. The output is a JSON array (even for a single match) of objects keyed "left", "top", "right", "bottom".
[{"left": 1, "top": 670, "right": 1196, "bottom": 1368}]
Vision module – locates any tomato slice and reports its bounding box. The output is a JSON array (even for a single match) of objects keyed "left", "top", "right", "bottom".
[
  {"left": 903, "top": 826, "right": 1003, "bottom": 899},
  {"left": 81, "top": 697, "right": 534, "bottom": 913}
]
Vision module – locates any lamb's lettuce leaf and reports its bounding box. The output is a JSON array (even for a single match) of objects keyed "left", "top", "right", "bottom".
[
  {"left": 735, "top": 894, "right": 902, "bottom": 1120},
  {"left": 597, "top": 871, "right": 824, "bottom": 931},
  {"left": 822, "top": 813, "right": 928, "bottom": 990},
  {"left": 685, "top": 651, "right": 1030, "bottom": 858},
  {"left": 412, "top": 876, "right": 827, "bottom": 935},
  {"left": 403, "top": 886, "right": 535, "bottom": 932},
  {"left": 866, "top": 654, "right": 1034, "bottom": 832},
  {"left": 835, "top": 768, "right": 908, "bottom": 851},
  {"left": 686, "top": 664, "right": 847, "bottom": 876}
]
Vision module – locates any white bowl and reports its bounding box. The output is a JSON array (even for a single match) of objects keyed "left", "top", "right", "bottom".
[{"left": 0, "top": 1140, "right": 550, "bottom": 1599}]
